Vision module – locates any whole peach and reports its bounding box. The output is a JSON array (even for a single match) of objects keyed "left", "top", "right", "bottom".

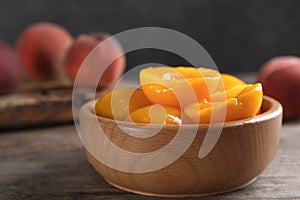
[
  {"left": 257, "top": 56, "right": 300, "bottom": 119},
  {"left": 64, "top": 34, "right": 126, "bottom": 88},
  {"left": 0, "top": 40, "right": 22, "bottom": 95},
  {"left": 16, "top": 22, "right": 73, "bottom": 80}
]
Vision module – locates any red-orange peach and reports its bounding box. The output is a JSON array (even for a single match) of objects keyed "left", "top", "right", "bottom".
[
  {"left": 0, "top": 40, "right": 22, "bottom": 95},
  {"left": 64, "top": 33, "right": 126, "bottom": 88},
  {"left": 257, "top": 56, "right": 300, "bottom": 119},
  {"left": 16, "top": 22, "right": 73, "bottom": 80}
]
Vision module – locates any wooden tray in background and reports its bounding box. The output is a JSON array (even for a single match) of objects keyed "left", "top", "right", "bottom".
[{"left": 0, "top": 82, "right": 102, "bottom": 131}]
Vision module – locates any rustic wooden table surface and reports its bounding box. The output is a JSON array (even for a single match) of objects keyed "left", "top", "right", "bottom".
[
  {"left": 1, "top": 73, "right": 300, "bottom": 200},
  {"left": 1, "top": 119, "right": 300, "bottom": 200}
]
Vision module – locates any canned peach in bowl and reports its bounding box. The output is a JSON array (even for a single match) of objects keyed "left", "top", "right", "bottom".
[{"left": 79, "top": 66, "right": 283, "bottom": 197}]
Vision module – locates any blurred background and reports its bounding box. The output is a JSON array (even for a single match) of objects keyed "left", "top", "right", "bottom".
[{"left": 0, "top": 0, "right": 299, "bottom": 73}]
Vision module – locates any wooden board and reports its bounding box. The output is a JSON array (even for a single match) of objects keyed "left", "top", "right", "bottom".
[
  {"left": 0, "top": 81, "right": 102, "bottom": 130},
  {"left": 0, "top": 88, "right": 73, "bottom": 130}
]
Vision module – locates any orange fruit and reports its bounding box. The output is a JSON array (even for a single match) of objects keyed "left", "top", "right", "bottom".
[
  {"left": 220, "top": 74, "right": 246, "bottom": 90},
  {"left": 97, "top": 67, "right": 262, "bottom": 125},
  {"left": 125, "top": 105, "right": 181, "bottom": 125},
  {"left": 184, "top": 83, "right": 263, "bottom": 123},
  {"left": 95, "top": 88, "right": 152, "bottom": 120},
  {"left": 211, "top": 84, "right": 248, "bottom": 102},
  {"left": 140, "top": 66, "right": 222, "bottom": 108}
]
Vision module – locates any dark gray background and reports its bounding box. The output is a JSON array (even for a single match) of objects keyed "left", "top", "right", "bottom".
[{"left": 0, "top": 0, "right": 299, "bottom": 73}]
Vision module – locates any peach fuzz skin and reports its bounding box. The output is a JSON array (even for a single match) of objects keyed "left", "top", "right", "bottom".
[
  {"left": 0, "top": 40, "right": 22, "bottom": 95},
  {"left": 258, "top": 56, "right": 300, "bottom": 119},
  {"left": 16, "top": 22, "right": 74, "bottom": 80},
  {"left": 64, "top": 34, "right": 126, "bottom": 88}
]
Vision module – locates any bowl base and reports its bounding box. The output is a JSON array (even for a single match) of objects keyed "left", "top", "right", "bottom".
[{"left": 104, "top": 177, "right": 258, "bottom": 197}]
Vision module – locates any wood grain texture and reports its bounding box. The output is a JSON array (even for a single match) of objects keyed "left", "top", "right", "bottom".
[
  {"left": 0, "top": 120, "right": 300, "bottom": 199},
  {"left": 0, "top": 89, "right": 73, "bottom": 130},
  {"left": 79, "top": 96, "right": 283, "bottom": 197},
  {"left": 0, "top": 85, "right": 101, "bottom": 130}
]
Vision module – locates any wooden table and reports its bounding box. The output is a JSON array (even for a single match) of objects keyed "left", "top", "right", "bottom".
[
  {"left": 1, "top": 119, "right": 300, "bottom": 200},
  {"left": 1, "top": 73, "right": 300, "bottom": 199}
]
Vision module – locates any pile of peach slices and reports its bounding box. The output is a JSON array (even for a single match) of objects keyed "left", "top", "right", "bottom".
[{"left": 95, "top": 66, "right": 263, "bottom": 125}]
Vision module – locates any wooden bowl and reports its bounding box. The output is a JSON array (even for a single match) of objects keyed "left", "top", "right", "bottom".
[{"left": 79, "top": 96, "right": 282, "bottom": 197}]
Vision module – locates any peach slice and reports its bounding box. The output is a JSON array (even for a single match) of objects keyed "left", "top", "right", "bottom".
[
  {"left": 185, "top": 83, "right": 263, "bottom": 123},
  {"left": 95, "top": 88, "right": 152, "bottom": 120},
  {"left": 125, "top": 105, "right": 181, "bottom": 125},
  {"left": 211, "top": 84, "right": 248, "bottom": 102},
  {"left": 220, "top": 74, "right": 245, "bottom": 90},
  {"left": 140, "top": 66, "right": 222, "bottom": 109}
]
